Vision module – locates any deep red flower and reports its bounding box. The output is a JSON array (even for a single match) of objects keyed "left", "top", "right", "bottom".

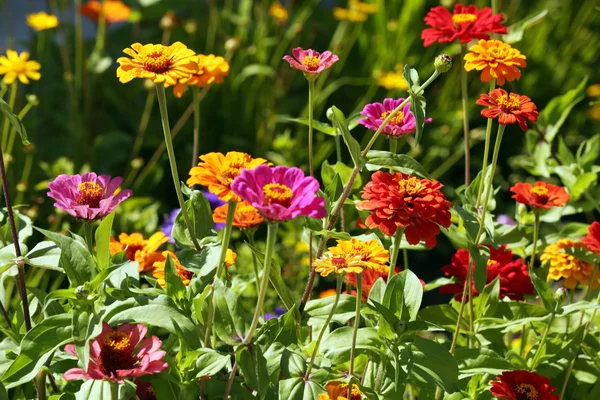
[
  {"left": 356, "top": 171, "right": 452, "bottom": 248},
  {"left": 440, "top": 245, "right": 534, "bottom": 301},
  {"left": 510, "top": 181, "right": 570, "bottom": 210},
  {"left": 490, "top": 370, "right": 559, "bottom": 400},
  {"left": 582, "top": 221, "right": 600, "bottom": 255},
  {"left": 476, "top": 88, "right": 538, "bottom": 131},
  {"left": 421, "top": 4, "right": 506, "bottom": 47}
]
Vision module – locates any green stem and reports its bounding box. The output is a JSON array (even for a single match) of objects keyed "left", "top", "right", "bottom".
[
  {"left": 349, "top": 273, "right": 362, "bottom": 376},
  {"left": 307, "top": 78, "right": 315, "bottom": 177},
  {"left": 530, "top": 310, "right": 557, "bottom": 370},
  {"left": 94, "top": 0, "right": 106, "bottom": 55},
  {"left": 6, "top": 101, "right": 34, "bottom": 158},
  {"left": 246, "top": 230, "right": 262, "bottom": 297},
  {"left": 390, "top": 137, "right": 399, "bottom": 154},
  {"left": 192, "top": 86, "right": 201, "bottom": 168},
  {"left": 529, "top": 212, "right": 541, "bottom": 269},
  {"left": 35, "top": 370, "right": 47, "bottom": 400},
  {"left": 402, "top": 249, "right": 409, "bottom": 271},
  {"left": 475, "top": 80, "right": 496, "bottom": 208},
  {"left": 2, "top": 83, "right": 17, "bottom": 150},
  {"left": 84, "top": 223, "right": 94, "bottom": 254},
  {"left": 110, "top": 381, "right": 118, "bottom": 400},
  {"left": 388, "top": 228, "right": 404, "bottom": 282},
  {"left": 129, "top": 90, "right": 156, "bottom": 165},
  {"left": 74, "top": 0, "right": 83, "bottom": 101},
  {"left": 460, "top": 44, "right": 471, "bottom": 185}
]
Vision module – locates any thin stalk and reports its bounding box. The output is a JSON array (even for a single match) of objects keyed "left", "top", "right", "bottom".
[
  {"left": 402, "top": 249, "right": 409, "bottom": 271},
  {"left": 334, "top": 134, "right": 346, "bottom": 232},
  {"left": 530, "top": 309, "right": 557, "bottom": 370},
  {"left": 349, "top": 273, "right": 362, "bottom": 376},
  {"left": 73, "top": 0, "right": 83, "bottom": 102},
  {"left": 35, "top": 370, "right": 47, "bottom": 400},
  {"left": 7, "top": 101, "right": 35, "bottom": 157},
  {"left": 0, "top": 300, "right": 11, "bottom": 329},
  {"left": 110, "top": 381, "right": 118, "bottom": 400},
  {"left": 529, "top": 212, "right": 541, "bottom": 269},
  {"left": 129, "top": 90, "right": 156, "bottom": 163},
  {"left": 475, "top": 80, "right": 497, "bottom": 208},
  {"left": 307, "top": 78, "right": 315, "bottom": 176},
  {"left": 246, "top": 230, "right": 262, "bottom": 297},
  {"left": 93, "top": 0, "right": 106, "bottom": 55},
  {"left": 390, "top": 137, "right": 398, "bottom": 154},
  {"left": 83, "top": 223, "right": 94, "bottom": 254},
  {"left": 460, "top": 44, "right": 471, "bottom": 185},
  {"left": 192, "top": 87, "right": 201, "bottom": 168},
  {"left": 449, "top": 263, "right": 471, "bottom": 354},
  {"left": 388, "top": 228, "right": 404, "bottom": 283},
  {"left": 1, "top": 83, "right": 18, "bottom": 150}
]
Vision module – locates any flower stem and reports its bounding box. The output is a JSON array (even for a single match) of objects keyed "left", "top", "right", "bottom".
[
  {"left": 475, "top": 80, "right": 497, "bottom": 208},
  {"left": 530, "top": 308, "right": 557, "bottom": 370},
  {"left": 460, "top": 44, "right": 471, "bottom": 185},
  {"left": 388, "top": 228, "right": 404, "bottom": 283},
  {"left": 349, "top": 273, "right": 362, "bottom": 377},
  {"left": 246, "top": 230, "right": 262, "bottom": 298},
  {"left": 83, "top": 222, "right": 94, "bottom": 255},
  {"left": 6, "top": 101, "right": 35, "bottom": 158},
  {"left": 127, "top": 89, "right": 156, "bottom": 170},
  {"left": 192, "top": 86, "right": 201, "bottom": 168},
  {"left": 110, "top": 381, "right": 118, "bottom": 400},
  {"left": 0, "top": 300, "right": 11, "bottom": 329},
  {"left": 307, "top": 78, "right": 315, "bottom": 177},
  {"left": 155, "top": 84, "right": 201, "bottom": 252},
  {"left": 1, "top": 82, "right": 17, "bottom": 150},
  {"left": 529, "top": 212, "right": 541, "bottom": 269}
]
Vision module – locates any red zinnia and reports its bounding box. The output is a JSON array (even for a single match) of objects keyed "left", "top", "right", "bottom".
[
  {"left": 510, "top": 181, "right": 570, "bottom": 211},
  {"left": 440, "top": 245, "right": 534, "bottom": 301},
  {"left": 421, "top": 4, "right": 506, "bottom": 47},
  {"left": 356, "top": 171, "right": 452, "bottom": 248},
  {"left": 476, "top": 88, "right": 539, "bottom": 131},
  {"left": 490, "top": 370, "right": 559, "bottom": 400},
  {"left": 582, "top": 221, "right": 600, "bottom": 255}
]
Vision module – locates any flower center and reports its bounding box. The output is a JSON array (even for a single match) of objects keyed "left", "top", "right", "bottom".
[
  {"left": 515, "top": 383, "right": 538, "bottom": 400},
  {"left": 301, "top": 55, "right": 321, "bottom": 70},
  {"left": 99, "top": 331, "right": 136, "bottom": 375},
  {"left": 398, "top": 177, "right": 422, "bottom": 196},
  {"left": 263, "top": 183, "right": 293, "bottom": 206},
  {"left": 380, "top": 110, "right": 405, "bottom": 126},
  {"left": 76, "top": 181, "right": 104, "bottom": 208},
  {"left": 221, "top": 161, "right": 245, "bottom": 181},
  {"left": 452, "top": 13, "right": 477, "bottom": 25},
  {"left": 486, "top": 259, "right": 497, "bottom": 267},
  {"left": 11, "top": 59, "right": 26, "bottom": 74},
  {"left": 142, "top": 50, "right": 172, "bottom": 74},
  {"left": 530, "top": 185, "right": 549, "bottom": 202},
  {"left": 497, "top": 94, "right": 522, "bottom": 111},
  {"left": 331, "top": 257, "right": 348, "bottom": 268}
]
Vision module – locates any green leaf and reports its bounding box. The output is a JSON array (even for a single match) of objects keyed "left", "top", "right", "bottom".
[
  {"left": 280, "top": 346, "right": 306, "bottom": 378},
  {"left": 213, "top": 279, "right": 250, "bottom": 346},
  {"left": 0, "top": 97, "right": 29, "bottom": 145},
  {"left": 94, "top": 212, "right": 115, "bottom": 271},
  {"left": 478, "top": 302, "right": 549, "bottom": 332},
  {"left": 234, "top": 64, "right": 276, "bottom": 88},
  {"left": 530, "top": 267, "right": 560, "bottom": 313},
  {"left": 277, "top": 116, "right": 337, "bottom": 136},
  {"left": 321, "top": 160, "right": 362, "bottom": 190},
  {"left": 72, "top": 309, "right": 103, "bottom": 375},
  {"left": 570, "top": 172, "right": 597, "bottom": 201},
  {"left": 411, "top": 336, "right": 460, "bottom": 393},
  {"left": 278, "top": 377, "right": 324, "bottom": 400},
  {"left": 469, "top": 244, "right": 491, "bottom": 294},
  {"left": 403, "top": 65, "right": 427, "bottom": 146},
  {"left": 75, "top": 380, "right": 112, "bottom": 400},
  {"left": 172, "top": 189, "right": 215, "bottom": 249},
  {"left": 324, "top": 173, "right": 343, "bottom": 214},
  {"left": 164, "top": 253, "right": 187, "bottom": 303},
  {"left": 304, "top": 294, "right": 360, "bottom": 326},
  {"left": 329, "top": 106, "right": 365, "bottom": 169},
  {"left": 454, "top": 348, "right": 513, "bottom": 379},
  {"left": 504, "top": 9, "right": 549, "bottom": 43},
  {"left": 237, "top": 344, "right": 270, "bottom": 397},
  {"left": 539, "top": 78, "right": 588, "bottom": 142},
  {"left": 24, "top": 241, "right": 62, "bottom": 272},
  {"left": 322, "top": 327, "right": 384, "bottom": 364},
  {"left": 557, "top": 136, "right": 576, "bottom": 165},
  {"left": 365, "top": 150, "right": 431, "bottom": 178},
  {"left": 194, "top": 349, "right": 231, "bottom": 378},
  {"left": 476, "top": 276, "right": 500, "bottom": 319},
  {"left": 576, "top": 134, "right": 600, "bottom": 170}
]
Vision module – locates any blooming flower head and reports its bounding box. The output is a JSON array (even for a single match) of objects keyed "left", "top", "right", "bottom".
[
  {"left": 134, "top": 380, "right": 157, "bottom": 400},
  {"left": 152, "top": 251, "right": 193, "bottom": 288},
  {"left": 47, "top": 173, "right": 132, "bottom": 221},
  {"left": 63, "top": 323, "right": 168, "bottom": 383},
  {"left": 464, "top": 40, "right": 526, "bottom": 86},
  {"left": 213, "top": 201, "right": 264, "bottom": 230},
  {"left": 582, "top": 222, "right": 600, "bottom": 255},
  {"left": 117, "top": 42, "right": 198, "bottom": 87},
  {"left": 541, "top": 239, "right": 598, "bottom": 289},
  {"left": 0, "top": 50, "right": 41, "bottom": 85},
  {"left": 26, "top": 12, "right": 59, "bottom": 31},
  {"left": 376, "top": 71, "right": 408, "bottom": 91},
  {"left": 358, "top": 98, "right": 432, "bottom": 137},
  {"left": 109, "top": 232, "right": 169, "bottom": 272},
  {"left": 490, "top": 370, "right": 559, "bottom": 400},
  {"left": 476, "top": 88, "right": 538, "bottom": 131},
  {"left": 173, "top": 54, "right": 230, "bottom": 98},
  {"left": 187, "top": 152, "right": 269, "bottom": 202},
  {"left": 357, "top": 171, "right": 452, "bottom": 248},
  {"left": 510, "top": 181, "right": 569, "bottom": 211},
  {"left": 225, "top": 249, "right": 237, "bottom": 267},
  {"left": 331, "top": 238, "right": 389, "bottom": 273},
  {"left": 421, "top": 4, "right": 506, "bottom": 47},
  {"left": 318, "top": 381, "right": 362, "bottom": 400},
  {"left": 80, "top": 0, "right": 131, "bottom": 24},
  {"left": 269, "top": 1, "right": 288, "bottom": 25},
  {"left": 231, "top": 165, "right": 326, "bottom": 221},
  {"left": 283, "top": 48, "right": 339, "bottom": 76},
  {"left": 314, "top": 251, "right": 365, "bottom": 277}
]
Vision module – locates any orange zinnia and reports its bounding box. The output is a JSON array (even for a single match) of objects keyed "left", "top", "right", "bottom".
[
  {"left": 510, "top": 181, "right": 569, "bottom": 211},
  {"left": 541, "top": 239, "right": 598, "bottom": 289},
  {"left": 152, "top": 251, "right": 193, "bottom": 288},
  {"left": 464, "top": 39, "right": 526, "bottom": 86},
  {"left": 173, "top": 54, "right": 230, "bottom": 98},
  {"left": 187, "top": 152, "right": 269, "bottom": 202},
  {"left": 109, "top": 232, "right": 170, "bottom": 272},
  {"left": 213, "top": 201, "right": 264, "bottom": 230},
  {"left": 80, "top": 0, "right": 131, "bottom": 24},
  {"left": 476, "top": 88, "right": 538, "bottom": 131}
]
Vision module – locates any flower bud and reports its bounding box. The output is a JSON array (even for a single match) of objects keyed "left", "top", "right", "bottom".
[
  {"left": 143, "top": 79, "right": 154, "bottom": 90},
  {"left": 326, "top": 107, "right": 335, "bottom": 122},
  {"left": 434, "top": 54, "right": 452, "bottom": 73},
  {"left": 75, "top": 285, "right": 89, "bottom": 299},
  {"left": 184, "top": 20, "right": 197, "bottom": 35},
  {"left": 160, "top": 11, "right": 179, "bottom": 30},
  {"left": 554, "top": 287, "right": 568, "bottom": 303},
  {"left": 224, "top": 37, "right": 240, "bottom": 52},
  {"left": 26, "top": 94, "right": 39, "bottom": 106},
  {"left": 131, "top": 157, "right": 144, "bottom": 169}
]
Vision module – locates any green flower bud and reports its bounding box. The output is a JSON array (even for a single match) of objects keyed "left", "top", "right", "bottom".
[
  {"left": 434, "top": 54, "right": 452, "bottom": 73},
  {"left": 326, "top": 107, "right": 335, "bottom": 122},
  {"left": 554, "top": 287, "right": 568, "bottom": 303}
]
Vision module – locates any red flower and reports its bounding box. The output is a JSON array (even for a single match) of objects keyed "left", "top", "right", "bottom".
[
  {"left": 356, "top": 171, "right": 452, "bottom": 248},
  {"left": 582, "top": 221, "right": 600, "bottom": 255},
  {"left": 440, "top": 245, "right": 534, "bottom": 301},
  {"left": 421, "top": 4, "right": 506, "bottom": 47},
  {"left": 510, "top": 181, "right": 570, "bottom": 211},
  {"left": 490, "top": 370, "right": 559, "bottom": 400},
  {"left": 476, "top": 88, "right": 538, "bottom": 131}
]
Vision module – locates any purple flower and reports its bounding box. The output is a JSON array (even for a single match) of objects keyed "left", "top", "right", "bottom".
[
  {"left": 359, "top": 98, "right": 432, "bottom": 137},
  {"left": 47, "top": 173, "right": 132, "bottom": 221},
  {"left": 265, "top": 306, "right": 286, "bottom": 321},
  {"left": 230, "top": 165, "right": 326, "bottom": 221},
  {"left": 497, "top": 214, "right": 517, "bottom": 226},
  {"left": 161, "top": 190, "right": 226, "bottom": 241},
  {"left": 283, "top": 47, "right": 339, "bottom": 75}
]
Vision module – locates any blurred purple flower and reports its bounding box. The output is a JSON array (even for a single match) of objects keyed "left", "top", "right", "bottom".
[
  {"left": 497, "top": 214, "right": 517, "bottom": 226},
  {"left": 161, "top": 190, "right": 225, "bottom": 241},
  {"left": 265, "top": 306, "right": 286, "bottom": 321}
]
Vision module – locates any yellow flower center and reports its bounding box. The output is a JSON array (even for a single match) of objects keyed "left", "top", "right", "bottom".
[
  {"left": 302, "top": 55, "right": 321, "bottom": 69},
  {"left": 263, "top": 183, "right": 293, "bottom": 205},
  {"left": 398, "top": 177, "right": 422, "bottom": 196},
  {"left": 99, "top": 330, "right": 136, "bottom": 375},
  {"left": 530, "top": 185, "right": 549, "bottom": 198},
  {"left": 497, "top": 94, "right": 522, "bottom": 111},
  {"left": 515, "top": 383, "right": 538, "bottom": 400},
  {"left": 221, "top": 164, "right": 243, "bottom": 181},
  {"left": 380, "top": 110, "right": 405, "bottom": 126},
  {"left": 452, "top": 13, "right": 477, "bottom": 25},
  {"left": 486, "top": 259, "right": 497, "bottom": 267},
  {"left": 142, "top": 50, "right": 172, "bottom": 74},
  {"left": 103, "top": 331, "right": 130, "bottom": 351},
  {"left": 76, "top": 181, "right": 104, "bottom": 208}
]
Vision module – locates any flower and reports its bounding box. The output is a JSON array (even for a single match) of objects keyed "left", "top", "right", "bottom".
[
  {"left": 173, "top": 54, "right": 230, "bottom": 98},
  {"left": 357, "top": 171, "right": 452, "bottom": 248},
  {"left": 490, "top": 370, "right": 559, "bottom": 400},
  {"left": 333, "top": 8, "right": 367, "bottom": 22},
  {"left": 161, "top": 209, "right": 179, "bottom": 242},
  {"left": 265, "top": 306, "right": 286, "bottom": 321},
  {"left": 510, "top": 181, "right": 569, "bottom": 210},
  {"left": 283, "top": 48, "right": 339, "bottom": 76},
  {"left": 47, "top": 173, "right": 132, "bottom": 221},
  {"left": 440, "top": 245, "right": 534, "bottom": 301},
  {"left": 582, "top": 222, "right": 600, "bottom": 255},
  {"left": 80, "top": 0, "right": 131, "bottom": 24},
  {"left": 346, "top": 268, "right": 391, "bottom": 299},
  {"left": 152, "top": 251, "right": 193, "bottom": 288},
  {"left": 331, "top": 238, "right": 389, "bottom": 273},
  {"left": 225, "top": 249, "right": 237, "bottom": 267},
  {"left": 319, "top": 381, "right": 362, "bottom": 400},
  {"left": 188, "top": 152, "right": 269, "bottom": 202},
  {"left": 117, "top": 42, "right": 198, "bottom": 87},
  {"left": 376, "top": 71, "right": 408, "bottom": 91},
  {"left": 358, "top": 98, "right": 432, "bottom": 137},
  {"left": 421, "top": 4, "right": 506, "bottom": 47},
  {"left": 213, "top": 201, "right": 264, "bottom": 230},
  {"left": 109, "top": 232, "right": 169, "bottom": 272},
  {"left": 26, "top": 12, "right": 59, "bottom": 31},
  {"left": 0, "top": 50, "right": 41, "bottom": 85},
  {"left": 476, "top": 88, "right": 538, "bottom": 131},
  {"left": 498, "top": 214, "right": 517, "bottom": 226},
  {"left": 134, "top": 380, "right": 157, "bottom": 400},
  {"left": 541, "top": 239, "right": 598, "bottom": 289},
  {"left": 63, "top": 323, "right": 168, "bottom": 383},
  {"left": 319, "top": 288, "right": 337, "bottom": 298},
  {"left": 314, "top": 252, "right": 365, "bottom": 277},
  {"left": 269, "top": 1, "right": 288, "bottom": 24},
  {"left": 231, "top": 165, "right": 327, "bottom": 221},
  {"left": 464, "top": 40, "right": 526, "bottom": 86}
]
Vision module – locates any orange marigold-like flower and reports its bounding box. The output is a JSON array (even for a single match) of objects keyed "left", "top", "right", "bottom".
[
  {"left": 187, "top": 152, "right": 269, "bottom": 202},
  {"left": 476, "top": 88, "right": 538, "bottom": 131},
  {"left": 318, "top": 381, "right": 362, "bottom": 400},
  {"left": 80, "top": 0, "right": 131, "bottom": 24},
  {"left": 541, "top": 239, "right": 598, "bottom": 289},
  {"left": 357, "top": 171, "right": 452, "bottom": 248},
  {"left": 173, "top": 54, "right": 230, "bottom": 98},
  {"left": 510, "top": 181, "right": 569, "bottom": 211},
  {"left": 213, "top": 201, "right": 264, "bottom": 229},
  {"left": 582, "top": 221, "right": 600, "bottom": 255},
  {"left": 152, "top": 251, "right": 193, "bottom": 288},
  {"left": 331, "top": 238, "right": 389, "bottom": 273},
  {"left": 225, "top": 249, "right": 237, "bottom": 267},
  {"left": 464, "top": 39, "right": 526, "bottom": 86},
  {"left": 109, "top": 232, "right": 169, "bottom": 272}
]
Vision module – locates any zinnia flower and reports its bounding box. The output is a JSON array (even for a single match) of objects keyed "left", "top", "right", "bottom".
[
  {"left": 213, "top": 201, "right": 264, "bottom": 230},
  {"left": 331, "top": 238, "right": 389, "bottom": 273},
  {"left": 541, "top": 239, "right": 597, "bottom": 289},
  {"left": 346, "top": 268, "right": 391, "bottom": 299},
  {"left": 225, "top": 248, "right": 237, "bottom": 267},
  {"left": 0, "top": 50, "right": 41, "bottom": 85},
  {"left": 358, "top": 98, "right": 432, "bottom": 137},
  {"left": 269, "top": 1, "right": 288, "bottom": 25},
  {"left": 283, "top": 48, "right": 339, "bottom": 76},
  {"left": 26, "top": 12, "right": 59, "bottom": 31},
  {"left": 440, "top": 245, "right": 534, "bottom": 301},
  {"left": 63, "top": 323, "right": 168, "bottom": 383},
  {"left": 173, "top": 54, "right": 230, "bottom": 98},
  {"left": 109, "top": 232, "right": 169, "bottom": 272},
  {"left": 152, "top": 251, "right": 193, "bottom": 288},
  {"left": 231, "top": 165, "right": 327, "bottom": 221},
  {"left": 490, "top": 370, "right": 559, "bottom": 400},
  {"left": 582, "top": 221, "right": 600, "bottom": 255},
  {"left": 476, "top": 88, "right": 538, "bottom": 131},
  {"left": 357, "top": 171, "right": 452, "bottom": 248},
  {"left": 464, "top": 40, "right": 526, "bottom": 86},
  {"left": 421, "top": 4, "right": 506, "bottom": 47},
  {"left": 187, "top": 152, "right": 269, "bottom": 202},
  {"left": 319, "top": 381, "right": 362, "bottom": 400},
  {"left": 134, "top": 380, "right": 157, "bottom": 400},
  {"left": 47, "top": 173, "right": 132, "bottom": 221},
  {"left": 376, "top": 71, "right": 408, "bottom": 91},
  {"left": 510, "top": 181, "right": 569, "bottom": 210},
  {"left": 117, "top": 42, "right": 198, "bottom": 87},
  {"left": 80, "top": 0, "right": 131, "bottom": 24}
]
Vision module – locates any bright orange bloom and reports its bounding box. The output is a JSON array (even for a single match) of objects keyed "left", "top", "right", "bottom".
[
  {"left": 109, "top": 232, "right": 170, "bottom": 272},
  {"left": 582, "top": 222, "right": 600, "bottom": 255},
  {"left": 464, "top": 39, "right": 526, "bottom": 86},
  {"left": 476, "top": 88, "right": 538, "bottom": 131},
  {"left": 152, "top": 251, "right": 193, "bottom": 288},
  {"left": 187, "top": 152, "right": 269, "bottom": 202},
  {"left": 318, "top": 381, "right": 362, "bottom": 400},
  {"left": 331, "top": 238, "right": 389, "bottom": 273},
  {"left": 213, "top": 201, "right": 264, "bottom": 229},
  {"left": 173, "top": 54, "right": 230, "bottom": 98},
  {"left": 510, "top": 181, "right": 569, "bottom": 211},
  {"left": 80, "top": 0, "right": 131, "bottom": 24},
  {"left": 319, "top": 288, "right": 337, "bottom": 298},
  {"left": 225, "top": 249, "right": 237, "bottom": 267},
  {"left": 541, "top": 239, "right": 598, "bottom": 289}
]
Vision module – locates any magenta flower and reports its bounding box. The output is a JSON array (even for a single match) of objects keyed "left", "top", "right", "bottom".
[
  {"left": 63, "top": 323, "right": 168, "bottom": 383},
  {"left": 359, "top": 98, "right": 432, "bottom": 137},
  {"left": 230, "top": 165, "right": 326, "bottom": 221},
  {"left": 283, "top": 47, "right": 339, "bottom": 75},
  {"left": 47, "top": 172, "right": 132, "bottom": 221}
]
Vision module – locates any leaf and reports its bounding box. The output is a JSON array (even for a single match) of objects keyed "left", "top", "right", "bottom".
[
  {"left": 570, "top": 172, "right": 597, "bottom": 201},
  {"left": 403, "top": 65, "right": 427, "bottom": 146},
  {"left": 24, "top": 241, "right": 63, "bottom": 272},
  {"left": 303, "top": 294, "right": 359, "bottom": 326},
  {"left": 454, "top": 348, "right": 513, "bottom": 379},
  {"left": 411, "top": 336, "right": 460, "bottom": 393},
  {"left": 469, "top": 244, "right": 491, "bottom": 294},
  {"left": 237, "top": 344, "right": 270, "bottom": 397},
  {"left": 557, "top": 136, "right": 576, "bottom": 165},
  {"left": 277, "top": 116, "right": 337, "bottom": 136},
  {"left": 164, "top": 253, "right": 187, "bottom": 303},
  {"left": 504, "top": 9, "right": 549, "bottom": 43},
  {"left": 322, "top": 327, "right": 384, "bottom": 364},
  {"left": 321, "top": 160, "right": 362, "bottom": 190},
  {"left": 577, "top": 134, "right": 600, "bottom": 170},
  {"left": 476, "top": 276, "right": 500, "bottom": 319},
  {"left": 172, "top": 189, "right": 215, "bottom": 249},
  {"left": 234, "top": 64, "right": 276, "bottom": 88},
  {"left": 278, "top": 377, "right": 324, "bottom": 400},
  {"left": 194, "top": 349, "right": 231, "bottom": 378},
  {"left": 0, "top": 97, "right": 29, "bottom": 145},
  {"left": 213, "top": 279, "right": 250, "bottom": 346},
  {"left": 94, "top": 212, "right": 115, "bottom": 271},
  {"left": 72, "top": 308, "right": 103, "bottom": 374},
  {"left": 329, "top": 106, "right": 365, "bottom": 169},
  {"left": 530, "top": 267, "right": 560, "bottom": 313},
  {"left": 539, "top": 78, "right": 588, "bottom": 142},
  {"left": 75, "top": 380, "right": 113, "bottom": 400},
  {"left": 365, "top": 150, "right": 430, "bottom": 178}
]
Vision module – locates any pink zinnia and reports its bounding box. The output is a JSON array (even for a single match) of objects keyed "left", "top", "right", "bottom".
[
  {"left": 47, "top": 172, "right": 132, "bottom": 221},
  {"left": 359, "top": 98, "right": 432, "bottom": 137},
  {"left": 230, "top": 165, "right": 326, "bottom": 221},
  {"left": 63, "top": 323, "right": 168, "bottom": 383},
  {"left": 283, "top": 47, "right": 339, "bottom": 75}
]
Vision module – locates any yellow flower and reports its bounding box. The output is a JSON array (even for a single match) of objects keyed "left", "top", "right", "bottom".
[
  {"left": 269, "top": 1, "right": 288, "bottom": 24},
  {"left": 152, "top": 251, "right": 193, "bottom": 288},
  {"left": 587, "top": 84, "right": 600, "bottom": 97},
  {"left": 314, "top": 252, "right": 365, "bottom": 277},
  {"left": 109, "top": 232, "right": 170, "bottom": 272},
  {"left": 26, "top": 12, "right": 59, "bottom": 31},
  {"left": 348, "top": 0, "right": 377, "bottom": 14},
  {"left": 213, "top": 201, "right": 264, "bottom": 230},
  {"left": 377, "top": 71, "right": 408, "bottom": 91},
  {"left": 333, "top": 8, "right": 367, "bottom": 22},
  {"left": 464, "top": 40, "right": 526, "bottom": 86},
  {"left": 225, "top": 249, "right": 237, "bottom": 267},
  {"left": 541, "top": 239, "right": 598, "bottom": 289},
  {"left": 589, "top": 104, "right": 600, "bottom": 122},
  {"left": 0, "top": 50, "right": 41, "bottom": 85},
  {"left": 331, "top": 238, "right": 389, "bottom": 273},
  {"left": 116, "top": 42, "right": 198, "bottom": 87},
  {"left": 173, "top": 54, "right": 230, "bottom": 98}
]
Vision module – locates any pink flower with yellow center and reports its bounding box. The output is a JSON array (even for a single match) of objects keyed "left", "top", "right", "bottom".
[
  {"left": 359, "top": 98, "right": 432, "bottom": 137},
  {"left": 283, "top": 47, "right": 339, "bottom": 76}
]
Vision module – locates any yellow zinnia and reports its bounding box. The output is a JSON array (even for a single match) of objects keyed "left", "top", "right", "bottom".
[
  {"left": 377, "top": 71, "right": 409, "bottom": 91},
  {"left": 173, "top": 54, "right": 230, "bottom": 98},
  {"left": 269, "top": 1, "right": 288, "bottom": 25},
  {"left": 0, "top": 50, "right": 41, "bottom": 85},
  {"left": 152, "top": 251, "right": 193, "bottom": 288},
  {"left": 225, "top": 249, "right": 237, "bottom": 267},
  {"left": 464, "top": 39, "right": 526, "bottom": 86},
  {"left": 109, "top": 232, "right": 170, "bottom": 272},
  {"left": 331, "top": 238, "right": 389, "bottom": 273},
  {"left": 541, "top": 239, "right": 598, "bottom": 289},
  {"left": 27, "top": 12, "right": 59, "bottom": 31},
  {"left": 313, "top": 252, "right": 365, "bottom": 277}
]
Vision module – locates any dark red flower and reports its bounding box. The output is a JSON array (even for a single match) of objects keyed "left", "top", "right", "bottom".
[
  {"left": 476, "top": 88, "right": 538, "bottom": 131},
  {"left": 582, "top": 221, "right": 600, "bottom": 255},
  {"left": 421, "top": 4, "right": 506, "bottom": 47},
  {"left": 490, "top": 370, "right": 559, "bottom": 400},
  {"left": 133, "top": 380, "right": 157, "bottom": 400},
  {"left": 510, "top": 181, "right": 570, "bottom": 210}
]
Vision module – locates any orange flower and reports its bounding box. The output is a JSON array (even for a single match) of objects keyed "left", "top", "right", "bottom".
[
  {"left": 582, "top": 222, "right": 600, "bottom": 255},
  {"left": 213, "top": 201, "right": 264, "bottom": 229},
  {"left": 187, "top": 152, "right": 269, "bottom": 202},
  {"left": 331, "top": 238, "right": 389, "bottom": 273},
  {"left": 510, "top": 181, "right": 569, "bottom": 211},
  {"left": 225, "top": 249, "right": 237, "bottom": 267},
  {"left": 173, "top": 54, "right": 230, "bottom": 98},
  {"left": 152, "top": 251, "right": 193, "bottom": 288},
  {"left": 80, "top": 0, "right": 131, "bottom": 24},
  {"left": 109, "top": 232, "right": 170, "bottom": 272},
  {"left": 476, "top": 88, "right": 538, "bottom": 131},
  {"left": 464, "top": 39, "right": 526, "bottom": 86},
  {"left": 541, "top": 239, "right": 598, "bottom": 289},
  {"left": 319, "top": 381, "right": 362, "bottom": 400},
  {"left": 319, "top": 288, "right": 337, "bottom": 298}
]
